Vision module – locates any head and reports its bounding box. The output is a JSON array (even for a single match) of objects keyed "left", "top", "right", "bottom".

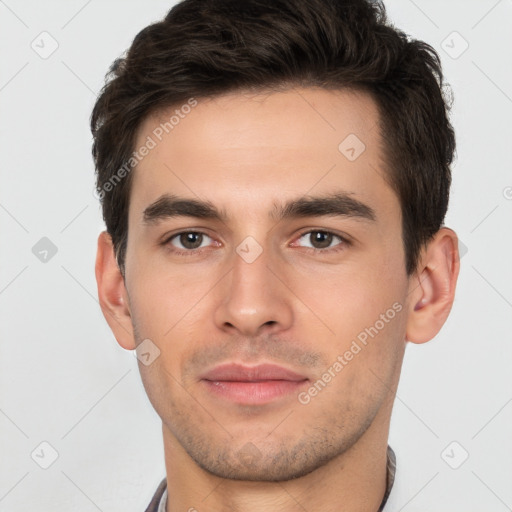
[{"left": 93, "top": 0, "right": 459, "bottom": 481}]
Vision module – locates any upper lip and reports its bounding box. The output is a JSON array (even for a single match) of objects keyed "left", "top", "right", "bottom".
[{"left": 201, "top": 363, "right": 308, "bottom": 382}]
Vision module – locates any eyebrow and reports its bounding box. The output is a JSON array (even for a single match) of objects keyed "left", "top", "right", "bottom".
[{"left": 142, "top": 192, "right": 376, "bottom": 225}]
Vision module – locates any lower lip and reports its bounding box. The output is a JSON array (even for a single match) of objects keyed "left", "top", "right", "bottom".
[{"left": 202, "top": 379, "right": 308, "bottom": 404}]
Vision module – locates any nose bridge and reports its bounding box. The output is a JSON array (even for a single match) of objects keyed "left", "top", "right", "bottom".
[
  {"left": 234, "top": 234, "right": 268, "bottom": 276},
  {"left": 214, "top": 235, "right": 293, "bottom": 335},
  {"left": 230, "top": 235, "right": 274, "bottom": 307}
]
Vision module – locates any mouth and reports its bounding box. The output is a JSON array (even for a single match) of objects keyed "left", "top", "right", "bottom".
[{"left": 200, "top": 363, "right": 309, "bottom": 405}]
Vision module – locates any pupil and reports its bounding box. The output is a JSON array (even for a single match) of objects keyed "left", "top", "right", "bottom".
[
  {"left": 313, "top": 231, "right": 331, "bottom": 248},
  {"left": 182, "top": 232, "right": 202, "bottom": 249}
]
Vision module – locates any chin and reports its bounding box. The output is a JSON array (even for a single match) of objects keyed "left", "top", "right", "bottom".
[{"left": 189, "top": 441, "right": 338, "bottom": 482}]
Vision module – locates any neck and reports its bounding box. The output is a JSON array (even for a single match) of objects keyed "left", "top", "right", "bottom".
[{"left": 162, "top": 397, "right": 393, "bottom": 512}]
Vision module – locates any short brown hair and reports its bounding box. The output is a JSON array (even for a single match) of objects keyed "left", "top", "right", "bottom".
[{"left": 91, "top": 0, "right": 456, "bottom": 276}]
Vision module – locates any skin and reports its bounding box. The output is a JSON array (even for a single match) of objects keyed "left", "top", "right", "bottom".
[{"left": 96, "top": 87, "right": 459, "bottom": 512}]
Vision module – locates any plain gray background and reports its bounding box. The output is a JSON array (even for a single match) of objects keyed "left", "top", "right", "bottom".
[{"left": 1, "top": 1, "right": 511, "bottom": 510}]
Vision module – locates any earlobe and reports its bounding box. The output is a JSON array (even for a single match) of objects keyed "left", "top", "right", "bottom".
[
  {"left": 95, "top": 231, "right": 136, "bottom": 350},
  {"left": 405, "top": 227, "right": 460, "bottom": 344}
]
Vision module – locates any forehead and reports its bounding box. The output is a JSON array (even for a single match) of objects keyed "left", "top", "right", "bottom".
[{"left": 129, "top": 87, "right": 397, "bottom": 224}]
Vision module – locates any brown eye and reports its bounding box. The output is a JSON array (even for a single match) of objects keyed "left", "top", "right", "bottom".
[
  {"left": 309, "top": 231, "right": 334, "bottom": 249},
  {"left": 295, "top": 230, "right": 347, "bottom": 252},
  {"left": 169, "top": 232, "right": 211, "bottom": 251}
]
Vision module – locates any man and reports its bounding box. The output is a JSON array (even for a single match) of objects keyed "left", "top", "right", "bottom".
[{"left": 91, "top": 0, "right": 459, "bottom": 510}]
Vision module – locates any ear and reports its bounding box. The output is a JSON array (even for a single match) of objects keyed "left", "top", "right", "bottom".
[
  {"left": 95, "top": 231, "right": 136, "bottom": 350},
  {"left": 405, "top": 227, "right": 460, "bottom": 344}
]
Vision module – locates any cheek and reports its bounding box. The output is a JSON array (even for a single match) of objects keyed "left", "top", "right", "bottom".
[
  {"left": 127, "top": 257, "right": 210, "bottom": 336},
  {"left": 290, "top": 252, "right": 406, "bottom": 341},
  {"left": 126, "top": 263, "right": 214, "bottom": 383}
]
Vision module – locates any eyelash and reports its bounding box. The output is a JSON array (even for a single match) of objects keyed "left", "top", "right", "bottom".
[
  {"left": 162, "top": 229, "right": 351, "bottom": 256},
  {"left": 294, "top": 229, "right": 351, "bottom": 253}
]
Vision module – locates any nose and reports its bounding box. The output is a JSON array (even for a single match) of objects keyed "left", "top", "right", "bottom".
[{"left": 213, "top": 242, "right": 294, "bottom": 337}]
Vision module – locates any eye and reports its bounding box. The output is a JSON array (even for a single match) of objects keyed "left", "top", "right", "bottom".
[
  {"left": 167, "top": 231, "right": 214, "bottom": 252},
  {"left": 293, "top": 230, "right": 348, "bottom": 252}
]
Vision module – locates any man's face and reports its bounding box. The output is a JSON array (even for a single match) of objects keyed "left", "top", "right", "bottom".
[{"left": 124, "top": 88, "right": 411, "bottom": 480}]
